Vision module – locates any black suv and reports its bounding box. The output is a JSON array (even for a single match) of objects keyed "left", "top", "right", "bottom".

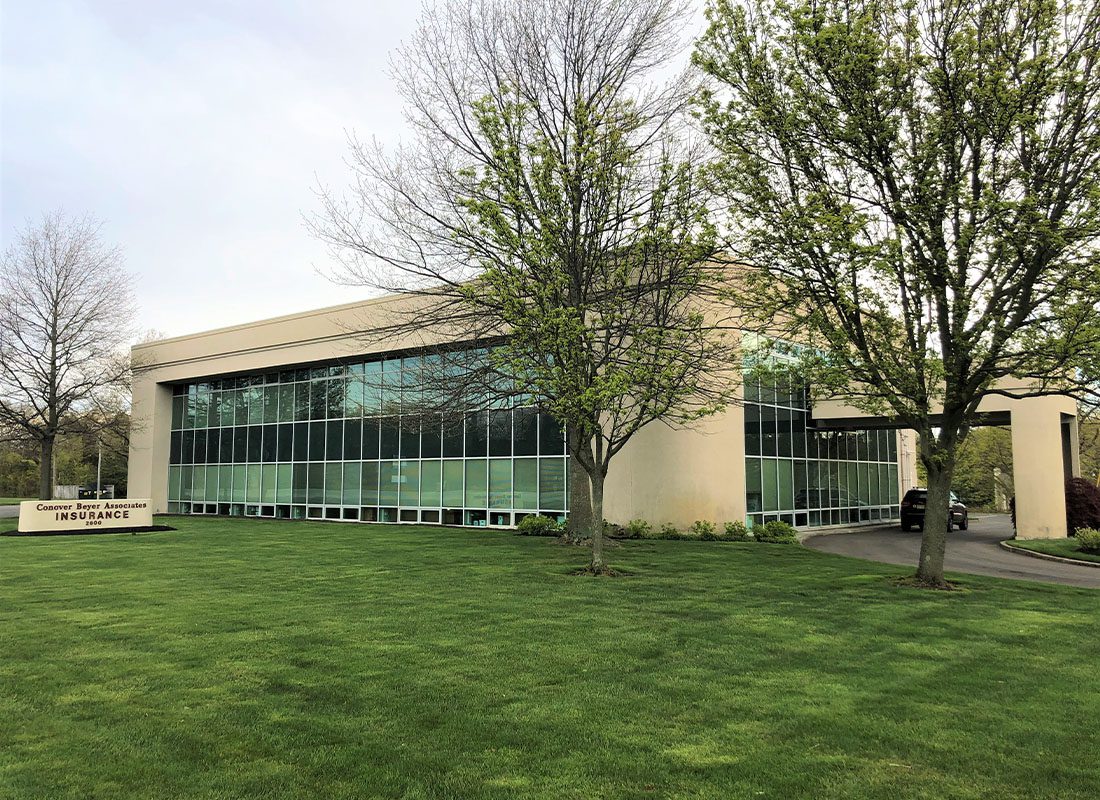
[{"left": 900, "top": 488, "right": 968, "bottom": 532}]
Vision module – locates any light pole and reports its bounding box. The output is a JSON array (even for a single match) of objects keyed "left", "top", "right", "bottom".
[{"left": 96, "top": 439, "right": 103, "bottom": 500}]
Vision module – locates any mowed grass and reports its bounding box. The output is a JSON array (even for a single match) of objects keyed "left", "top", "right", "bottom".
[
  {"left": 0, "top": 497, "right": 32, "bottom": 505},
  {"left": 1009, "top": 537, "right": 1100, "bottom": 564},
  {"left": 2, "top": 516, "right": 1098, "bottom": 800}
]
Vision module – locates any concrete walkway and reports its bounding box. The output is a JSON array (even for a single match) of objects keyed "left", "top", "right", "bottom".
[
  {"left": 804, "top": 513, "right": 1100, "bottom": 589},
  {"left": 0, "top": 505, "right": 18, "bottom": 519}
]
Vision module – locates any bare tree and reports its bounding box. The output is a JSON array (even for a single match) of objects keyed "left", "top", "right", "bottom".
[
  {"left": 0, "top": 211, "right": 136, "bottom": 500},
  {"left": 313, "top": 0, "right": 738, "bottom": 572}
]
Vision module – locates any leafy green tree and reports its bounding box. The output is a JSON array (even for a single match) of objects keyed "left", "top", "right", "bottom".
[
  {"left": 314, "top": 0, "right": 736, "bottom": 572},
  {"left": 696, "top": 0, "right": 1100, "bottom": 586}
]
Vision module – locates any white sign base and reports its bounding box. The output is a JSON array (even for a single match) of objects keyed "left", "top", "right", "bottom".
[{"left": 18, "top": 499, "right": 153, "bottom": 533}]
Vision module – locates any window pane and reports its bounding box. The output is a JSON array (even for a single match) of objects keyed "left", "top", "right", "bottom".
[
  {"left": 277, "top": 423, "right": 294, "bottom": 462},
  {"left": 489, "top": 458, "right": 512, "bottom": 509},
  {"left": 539, "top": 414, "right": 564, "bottom": 455},
  {"left": 261, "top": 464, "right": 277, "bottom": 503},
  {"left": 760, "top": 406, "right": 777, "bottom": 457},
  {"left": 307, "top": 463, "right": 324, "bottom": 504},
  {"left": 232, "top": 465, "right": 246, "bottom": 502},
  {"left": 778, "top": 459, "right": 793, "bottom": 511},
  {"left": 538, "top": 458, "right": 566, "bottom": 510},
  {"left": 361, "top": 461, "right": 379, "bottom": 506},
  {"left": 326, "top": 379, "right": 344, "bottom": 419},
  {"left": 465, "top": 411, "right": 488, "bottom": 457},
  {"left": 489, "top": 410, "right": 512, "bottom": 456},
  {"left": 309, "top": 381, "right": 327, "bottom": 420},
  {"left": 380, "top": 417, "right": 400, "bottom": 459},
  {"left": 293, "top": 462, "right": 308, "bottom": 504},
  {"left": 745, "top": 458, "right": 761, "bottom": 513},
  {"left": 294, "top": 383, "right": 310, "bottom": 421},
  {"left": 180, "top": 466, "right": 193, "bottom": 501},
  {"left": 442, "top": 416, "right": 464, "bottom": 457},
  {"left": 172, "top": 395, "right": 185, "bottom": 429},
  {"left": 421, "top": 416, "right": 442, "bottom": 458},
  {"left": 379, "top": 461, "right": 399, "bottom": 506},
  {"left": 263, "top": 386, "right": 279, "bottom": 424},
  {"left": 762, "top": 458, "right": 778, "bottom": 512},
  {"left": 325, "top": 463, "right": 342, "bottom": 505},
  {"left": 168, "top": 465, "right": 182, "bottom": 501},
  {"left": 189, "top": 466, "right": 204, "bottom": 503},
  {"left": 277, "top": 463, "right": 293, "bottom": 503},
  {"left": 326, "top": 420, "right": 343, "bottom": 460},
  {"left": 219, "top": 465, "right": 233, "bottom": 502},
  {"left": 343, "top": 418, "right": 363, "bottom": 460},
  {"left": 400, "top": 420, "right": 421, "bottom": 459},
  {"left": 420, "top": 460, "right": 441, "bottom": 507},
  {"left": 261, "top": 425, "right": 277, "bottom": 462},
  {"left": 247, "top": 426, "right": 262, "bottom": 462},
  {"left": 246, "top": 464, "right": 261, "bottom": 503},
  {"left": 514, "top": 459, "right": 537, "bottom": 509},
  {"left": 464, "top": 459, "right": 487, "bottom": 507},
  {"left": 293, "top": 422, "right": 309, "bottom": 462},
  {"left": 205, "top": 464, "right": 218, "bottom": 501},
  {"left": 776, "top": 407, "right": 793, "bottom": 457},
  {"left": 399, "top": 460, "right": 420, "bottom": 507},
  {"left": 247, "top": 386, "right": 264, "bottom": 425},
  {"left": 442, "top": 460, "right": 464, "bottom": 507},
  {"left": 278, "top": 384, "right": 296, "bottom": 423},
  {"left": 345, "top": 376, "right": 363, "bottom": 417},
  {"left": 363, "top": 362, "right": 382, "bottom": 414},
  {"left": 308, "top": 421, "right": 326, "bottom": 461},
  {"left": 361, "top": 418, "right": 380, "bottom": 460},
  {"left": 513, "top": 408, "right": 538, "bottom": 456},
  {"left": 342, "top": 462, "right": 361, "bottom": 505},
  {"left": 744, "top": 404, "right": 760, "bottom": 456}
]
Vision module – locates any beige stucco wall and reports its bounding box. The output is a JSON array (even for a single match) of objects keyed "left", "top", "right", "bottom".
[{"left": 604, "top": 405, "right": 747, "bottom": 529}]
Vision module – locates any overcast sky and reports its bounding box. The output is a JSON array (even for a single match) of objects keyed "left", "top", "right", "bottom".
[
  {"left": 3, "top": 1, "right": 704, "bottom": 341},
  {"left": 2, "top": 0, "right": 424, "bottom": 339}
]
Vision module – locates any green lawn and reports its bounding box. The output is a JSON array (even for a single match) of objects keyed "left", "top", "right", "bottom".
[
  {"left": 0, "top": 497, "right": 32, "bottom": 505},
  {"left": 1008, "top": 537, "right": 1100, "bottom": 564},
  {"left": 2, "top": 516, "right": 1098, "bottom": 799}
]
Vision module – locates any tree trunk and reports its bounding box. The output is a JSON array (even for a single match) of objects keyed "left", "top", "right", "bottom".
[
  {"left": 589, "top": 468, "right": 606, "bottom": 573},
  {"left": 567, "top": 432, "right": 593, "bottom": 540},
  {"left": 915, "top": 461, "right": 955, "bottom": 586},
  {"left": 38, "top": 436, "right": 54, "bottom": 501}
]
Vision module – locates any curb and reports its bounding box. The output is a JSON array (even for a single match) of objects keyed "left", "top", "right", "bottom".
[{"left": 998, "top": 540, "right": 1100, "bottom": 569}]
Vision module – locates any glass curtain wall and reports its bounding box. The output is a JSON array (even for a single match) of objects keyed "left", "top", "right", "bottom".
[
  {"left": 166, "top": 356, "right": 568, "bottom": 527},
  {"left": 743, "top": 374, "right": 900, "bottom": 528}
]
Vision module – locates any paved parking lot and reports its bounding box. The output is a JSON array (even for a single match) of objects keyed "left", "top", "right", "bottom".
[{"left": 804, "top": 513, "right": 1100, "bottom": 588}]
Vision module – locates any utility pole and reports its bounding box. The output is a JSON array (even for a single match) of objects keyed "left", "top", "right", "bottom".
[{"left": 96, "top": 439, "right": 103, "bottom": 500}]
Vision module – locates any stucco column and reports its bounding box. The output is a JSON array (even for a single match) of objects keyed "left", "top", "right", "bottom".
[
  {"left": 1010, "top": 397, "right": 1069, "bottom": 539},
  {"left": 128, "top": 373, "right": 174, "bottom": 511}
]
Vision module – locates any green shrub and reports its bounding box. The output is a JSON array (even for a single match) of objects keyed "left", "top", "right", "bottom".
[
  {"left": 657, "top": 522, "right": 685, "bottom": 539},
  {"left": 602, "top": 520, "right": 624, "bottom": 538},
  {"left": 623, "top": 519, "right": 651, "bottom": 539},
  {"left": 723, "top": 520, "right": 751, "bottom": 541},
  {"left": 755, "top": 520, "right": 798, "bottom": 543},
  {"left": 515, "top": 514, "right": 561, "bottom": 537},
  {"left": 1076, "top": 527, "right": 1100, "bottom": 554},
  {"left": 692, "top": 520, "right": 719, "bottom": 540}
]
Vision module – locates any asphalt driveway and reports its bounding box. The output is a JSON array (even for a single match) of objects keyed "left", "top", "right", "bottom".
[
  {"left": 805, "top": 513, "right": 1100, "bottom": 588},
  {"left": 0, "top": 505, "right": 18, "bottom": 519}
]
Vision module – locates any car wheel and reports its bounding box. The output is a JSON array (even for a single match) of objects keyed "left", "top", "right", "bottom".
[
  {"left": 947, "top": 517, "right": 953, "bottom": 532},
  {"left": 901, "top": 521, "right": 911, "bottom": 532},
  {"left": 959, "top": 514, "right": 968, "bottom": 531}
]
